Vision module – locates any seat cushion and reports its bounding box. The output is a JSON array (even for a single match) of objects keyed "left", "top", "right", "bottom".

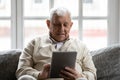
[
  {"left": 0, "top": 50, "right": 21, "bottom": 80},
  {"left": 91, "top": 45, "right": 120, "bottom": 80}
]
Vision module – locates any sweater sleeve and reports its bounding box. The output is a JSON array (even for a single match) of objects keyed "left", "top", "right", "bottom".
[
  {"left": 70, "top": 39, "right": 96, "bottom": 80},
  {"left": 81, "top": 46, "right": 97, "bottom": 80},
  {"left": 16, "top": 39, "right": 40, "bottom": 79}
]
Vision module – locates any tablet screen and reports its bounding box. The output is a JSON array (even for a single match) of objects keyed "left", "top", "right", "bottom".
[{"left": 49, "top": 51, "right": 77, "bottom": 78}]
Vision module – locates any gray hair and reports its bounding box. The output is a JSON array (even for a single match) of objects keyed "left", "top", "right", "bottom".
[{"left": 49, "top": 7, "right": 71, "bottom": 20}]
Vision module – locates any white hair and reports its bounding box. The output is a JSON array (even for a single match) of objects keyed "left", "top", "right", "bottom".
[{"left": 49, "top": 7, "right": 71, "bottom": 20}]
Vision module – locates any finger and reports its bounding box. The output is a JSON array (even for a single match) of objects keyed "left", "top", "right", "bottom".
[
  {"left": 65, "top": 67, "right": 77, "bottom": 75},
  {"left": 59, "top": 73, "right": 71, "bottom": 80},
  {"left": 61, "top": 70, "right": 75, "bottom": 79},
  {"left": 64, "top": 67, "right": 83, "bottom": 78},
  {"left": 43, "top": 64, "right": 51, "bottom": 71},
  {"left": 44, "top": 63, "right": 51, "bottom": 67}
]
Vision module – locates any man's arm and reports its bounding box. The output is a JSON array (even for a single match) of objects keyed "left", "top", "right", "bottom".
[
  {"left": 81, "top": 46, "right": 97, "bottom": 80},
  {"left": 58, "top": 40, "right": 96, "bottom": 80},
  {"left": 16, "top": 39, "right": 40, "bottom": 79}
]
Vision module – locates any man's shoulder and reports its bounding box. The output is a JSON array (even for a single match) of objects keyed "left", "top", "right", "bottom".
[
  {"left": 69, "top": 37, "right": 87, "bottom": 47},
  {"left": 33, "top": 35, "right": 49, "bottom": 41},
  {"left": 25, "top": 35, "right": 49, "bottom": 45},
  {"left": 70, "top": 37, "right": 83, "bottom": 44}
]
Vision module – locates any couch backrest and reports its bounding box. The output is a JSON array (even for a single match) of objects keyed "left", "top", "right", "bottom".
[
  {"left": 1, "top": 45, "right": 120, "bottom": 80},
  {"left": 0, "top": 50, "right": 21, "bottom": 80},
  {"left": 91, "top": 45, "right": 120, "bottom": 80}
]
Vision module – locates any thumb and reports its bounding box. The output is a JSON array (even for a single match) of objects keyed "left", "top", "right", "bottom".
[{"left": 43, "top": 64, "right": 51, "bottom": 72}]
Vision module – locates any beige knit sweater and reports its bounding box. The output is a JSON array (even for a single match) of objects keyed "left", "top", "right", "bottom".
[{"left": 16, "top": 35, "right": 96, "bottom": 80}]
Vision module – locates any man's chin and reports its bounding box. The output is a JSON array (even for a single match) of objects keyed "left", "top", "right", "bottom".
[
  {"left": 56, "top": 37, "right": 67, "bottom": 42},
  {"left": 57, "top": 39, "right": 65, "bottom": 42},
  {"left": 53, "top": 35, "right": 69, "bottom": 42}
]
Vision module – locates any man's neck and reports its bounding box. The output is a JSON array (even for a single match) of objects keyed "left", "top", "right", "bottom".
[{"left": 49, "top": 35, "right": 69, "bottom": 44}]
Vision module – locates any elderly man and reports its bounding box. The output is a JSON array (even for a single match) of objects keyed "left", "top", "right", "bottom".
[{"left": 16, "top": 7, "right": 96, "bottom": 80}]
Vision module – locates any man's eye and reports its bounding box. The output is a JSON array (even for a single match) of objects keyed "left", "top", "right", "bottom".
[{"left": 64, "top": 24, "right": 68, "bottom": 27}]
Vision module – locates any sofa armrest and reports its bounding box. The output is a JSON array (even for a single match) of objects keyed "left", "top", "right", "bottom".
[
  {"left": 0, "top": 49, "right": 21, "bottom": 80},
  {"left": 91, "top": 45, "right": 120, "bottom": 80}
]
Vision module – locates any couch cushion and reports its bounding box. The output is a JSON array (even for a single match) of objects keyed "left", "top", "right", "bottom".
[
  {"left": 0, "top": 49, "right": 21, "bottom": 80},
  {"left": 91, "top": 45, "right": 120, "bottom": 80}
]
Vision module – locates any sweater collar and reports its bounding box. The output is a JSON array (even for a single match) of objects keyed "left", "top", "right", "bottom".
[{"left": 49, "top": 35, "right": 70, "bottom": 44}]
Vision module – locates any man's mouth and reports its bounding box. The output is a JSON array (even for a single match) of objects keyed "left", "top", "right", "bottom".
[{"left": 57, "top": 34, "right": 65, "bottom": 35}]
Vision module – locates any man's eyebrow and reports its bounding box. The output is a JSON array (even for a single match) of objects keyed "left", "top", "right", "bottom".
[{"left": 64, "top": 22, "right": 69, "bottom": 24}]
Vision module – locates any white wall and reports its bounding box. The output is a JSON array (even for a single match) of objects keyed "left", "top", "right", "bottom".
[{"left": 108, "top": 0, "right": 120, "bottom": 46}]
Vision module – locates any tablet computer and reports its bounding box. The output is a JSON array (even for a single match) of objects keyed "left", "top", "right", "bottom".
[{"left": 49, "top": 51, "right": 77, "bottom": 78}]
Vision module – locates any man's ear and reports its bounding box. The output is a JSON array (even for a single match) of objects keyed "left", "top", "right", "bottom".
[{"left": 46, "top": 20, "right": 50, "bottom": 29}]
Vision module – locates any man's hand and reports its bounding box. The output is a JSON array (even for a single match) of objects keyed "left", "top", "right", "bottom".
[
  {"left": 38, "top": 64, "right": 50, "bottom": 80},
  {"left": 60, "top": 67, "right": 83, "bottom": 80}
]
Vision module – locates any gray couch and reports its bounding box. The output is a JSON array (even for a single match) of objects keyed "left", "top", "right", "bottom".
[
  {"left": 0, "top": 50, "right": 21, "bottom": 80},
  {"left": 91, "top": 45, "right": 120, "bottom": 80},
  {"left": 0, "top": 45, "right": 120, "bottom": 80}
]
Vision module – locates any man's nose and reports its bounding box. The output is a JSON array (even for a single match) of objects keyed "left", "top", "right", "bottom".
[{"left": 59, "top": 24, "right": 65, "bottom": 31}]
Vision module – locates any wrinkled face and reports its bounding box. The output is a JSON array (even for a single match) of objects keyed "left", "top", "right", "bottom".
[{"left": 47, "top": 13, "right": 73, "bottom": 42}]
